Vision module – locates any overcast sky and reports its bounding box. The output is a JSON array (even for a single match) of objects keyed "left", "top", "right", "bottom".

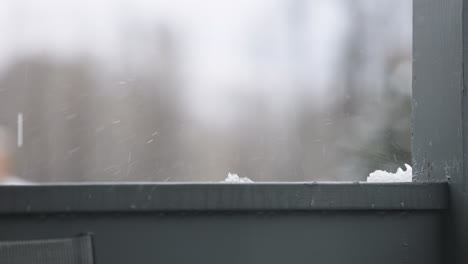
[{"left": 0, "top": 0, "right": 408, "bottom": 123}]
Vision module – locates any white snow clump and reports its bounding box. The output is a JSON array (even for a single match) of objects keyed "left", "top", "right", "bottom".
[
  {"left": 223, "top": 173, "right": 254, "bottom": 183},
  {"left": 367, "top": 164, "right": 412, "bottom": 182}
]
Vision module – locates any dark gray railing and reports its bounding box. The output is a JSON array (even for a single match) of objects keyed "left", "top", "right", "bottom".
[
  {"left": 0, "top": 183, "right": 447, "bottom": 213},
  {"left": 0, "top": 183, "right": 448, "bottom": 264}
]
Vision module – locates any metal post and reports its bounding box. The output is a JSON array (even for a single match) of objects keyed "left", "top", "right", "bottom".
[{"left": 413, "top": 0, "right": 466, "bottom": 263}]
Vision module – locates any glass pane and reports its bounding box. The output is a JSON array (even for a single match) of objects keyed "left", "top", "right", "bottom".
[{"left": 0, "top": 0, "right": 412, "bottom": 182}]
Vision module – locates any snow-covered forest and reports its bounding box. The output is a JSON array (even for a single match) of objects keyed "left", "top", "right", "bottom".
[{"left": 0, "top": 0, "right": 411, "bottom": 182}]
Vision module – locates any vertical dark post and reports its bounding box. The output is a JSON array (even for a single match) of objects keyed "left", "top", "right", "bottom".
[
  {"left": 413, "top": 0, "right": 466, "bottom": 263},
  {"left": 413, "top": 0, "right": 463, "bottom": 182}
]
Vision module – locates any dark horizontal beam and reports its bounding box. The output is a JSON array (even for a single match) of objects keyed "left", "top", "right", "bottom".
[{"left": 0, "top": 182, "right": 448, "bottom": 214}]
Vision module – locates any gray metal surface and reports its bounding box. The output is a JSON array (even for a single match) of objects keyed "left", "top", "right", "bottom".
[
  {"left": 0, "top": 235, "right": 94, "bottom": 264},
  {"left": 0, "top": 183, "right": 448, "bottom": 214},
  {"left": 0, "top": 211, "right": 443, "bottom": 264},
  {"left": 0, "top": 183, "right": 448, "bottom": 263},
  {"left": 413, "top": 0, "right": 468, "bottom": 263},
  {"left": 412, "top": 0, "right": 463, "bottom": 182}
]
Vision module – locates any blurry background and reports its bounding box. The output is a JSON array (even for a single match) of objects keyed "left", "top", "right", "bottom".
[{"left": 0, "top": 0, "right": 411, "bottom": 182}]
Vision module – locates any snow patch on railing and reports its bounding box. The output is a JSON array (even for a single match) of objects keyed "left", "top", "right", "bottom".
[
  {"left": 223, "top": 173, "right": 254, "bottom": 183},
  {"left": 367, "top": 164, "right": 412, "bottom": 182}
]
